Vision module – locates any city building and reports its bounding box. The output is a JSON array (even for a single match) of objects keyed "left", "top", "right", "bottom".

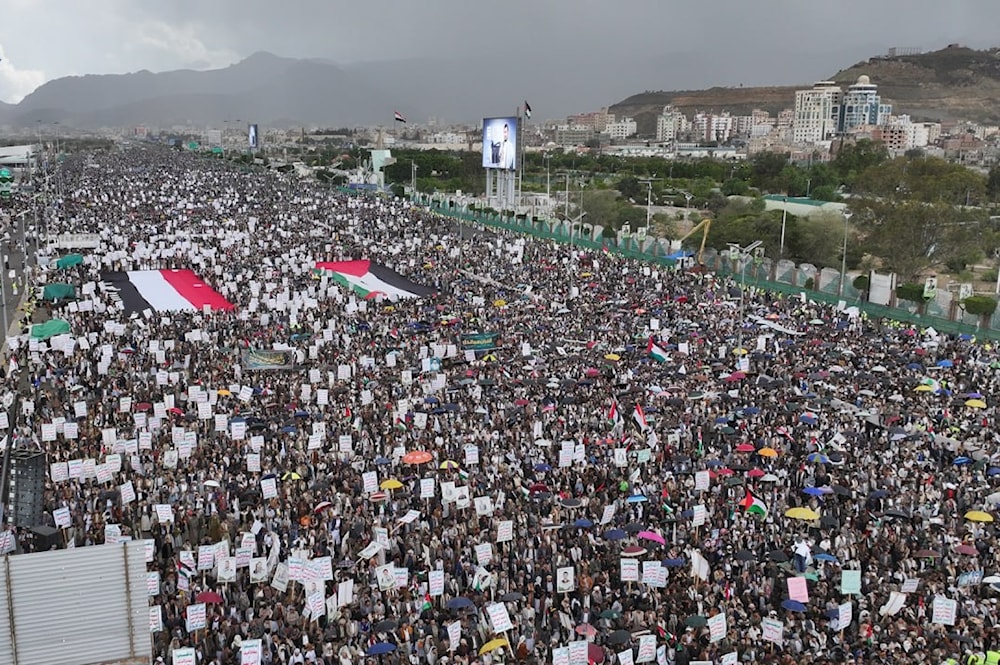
[
  {"left": 554, "top": 126, "right": 596, "bottom": 147},
  {"left": 566, "top": 108, "right": 614, "bottom": 133},
  {"left": 604, "top": 117, "right": 637, "bottom": 141},
  {"left": 792, "top": 81, "right": 843, "bottom": 144},
  {"left": 840, "top": 75, "right": 892, "bottom": 132},
  {"left": 655, "top": 105, "right": 688, "bottom": 143}
]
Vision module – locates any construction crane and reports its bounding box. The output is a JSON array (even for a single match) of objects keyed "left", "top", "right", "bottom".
[{"left": 676, "top": 217, "right": 712, "bottom": 267}]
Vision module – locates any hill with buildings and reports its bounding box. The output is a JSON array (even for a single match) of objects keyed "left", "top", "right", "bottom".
[{"left": 611, "top": 45, "right": 1000, "bottom": 137}]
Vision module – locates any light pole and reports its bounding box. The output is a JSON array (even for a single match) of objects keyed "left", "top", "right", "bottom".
[
  {"left": 727, "top": 241, "right": 763, "bottom": 349},
  {"left": 779, "top": 197, "right": 788, "bottom": 260},
  {"left": 544, "top": 154, "right": 551, "bottom": 213},
  {"left": 839, "top": 210, "right": 853, "bottom": 297}
]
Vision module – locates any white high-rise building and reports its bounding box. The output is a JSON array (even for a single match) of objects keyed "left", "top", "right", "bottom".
[
  {"left": 604, "top": 117, "right": 637, "bottom": 140},
  {"left": 656, "top": 106, "right": 687, "bottom": 142},
  {"left": 792, "top": 81, "right": 842, "bottom": 144},
  {"left": 840, "top": 75, "right": 892, "bottom": 132}
]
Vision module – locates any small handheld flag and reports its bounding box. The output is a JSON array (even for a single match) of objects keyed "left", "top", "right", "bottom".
[
  {"left": 524, "top": 100, "right": 532, "bottom": 119},
  {"left": 394, "top": 111, "right": 407, "bottom": 123}
]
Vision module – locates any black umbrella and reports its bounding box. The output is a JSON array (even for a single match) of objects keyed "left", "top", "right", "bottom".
[
  {"left": 624, "top": 523, "right": 644, "bottom": 535},
  {"left": 734, "top": 549, "right": 755, "bottom": 562},
  {"left": 768, "top": 550, "right": 789, "bottom": 563},
  {"left": 501, "top": 592, "right": 524, "bottom": 602},
  {"left": 606, "top": 630, "right": 631, "bottom": 645},
  {"left": 374, "top": 619, "right": 398, "bottom": 633}
]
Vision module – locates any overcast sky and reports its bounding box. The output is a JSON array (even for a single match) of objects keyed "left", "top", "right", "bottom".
[{"left": 1, "top": 0, "right": 997, "bottom": 105}]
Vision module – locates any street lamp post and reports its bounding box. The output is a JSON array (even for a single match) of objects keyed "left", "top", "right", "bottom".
[
  {"left": 779, "top": 197, "right": 788, "bottom": 261},
  {"left": 839, "top": 210, "right": 853, "bottom": 297},
  {"left": 727, "top": 241, "right": 763, "bottom": 350}
]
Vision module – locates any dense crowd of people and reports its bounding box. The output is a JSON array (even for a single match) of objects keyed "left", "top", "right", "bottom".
[{"left": 2, "top": 143, "right": 1000, "bottom": 665}]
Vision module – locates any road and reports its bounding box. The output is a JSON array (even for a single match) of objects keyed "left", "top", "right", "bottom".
[{"left": 0, "top": 214, "right": 37, "bottom": 345}]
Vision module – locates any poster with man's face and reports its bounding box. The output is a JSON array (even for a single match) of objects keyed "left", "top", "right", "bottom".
[
  {"left": 556, "top": 566, "right": 575, "bottom": 593},
  {"left": 376, "top": 564, "right": 396, "bottom": 591}
]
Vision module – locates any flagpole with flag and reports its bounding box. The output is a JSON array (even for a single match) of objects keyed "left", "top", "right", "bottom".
[{"left": 517, "top": 104, "right": 524, "bottom": 210}]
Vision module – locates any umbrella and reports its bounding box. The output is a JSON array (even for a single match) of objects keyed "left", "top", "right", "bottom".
[
  {"left": 446, "top": 597, "right": 475, "bottom": 610},
  {"left": 196, "top": 591, "right": 223, "bottom": 604},
  {"left": 768, "top": 550, "right": 789, "bottom": 563},
  {"left": 576, "top": 623, "right": 598, "bottom": 637},
  {"left": 734, "top": 549, "right": 755, "bottom": 562},
  {"left": 366, "top": 643, "right": 396, "bottom": 657},
  {"left": 802, "top": 487, "right": 826, "bottom": 496},
  {"left": 439, "top": 460, "right": 460, "bottom": 470},
  {"left": 626, "top": 494, "right": 648, "bottom": 503},
  {"left": 55, "top": 253, "right": 84, "bottom": 269},
  {"left": 806, "top": 453, "right": 829, "bottom": 464},
  {"left": 785, "top": 507, "right": 819, "bottom": 520},
  {"left": 599, "top": 609, "right": 622, "bottom": 620},
  {"left": 955, "top": 544, "right": 979, "bottom": 556},
  {"left": 560, "top": 498, "right": 583, "bottom": 509},
  {"left": 781, "top": 599, "right": 806, "bottom": 612},
  {"left": 402, "top": 450, "right": 433, "bottom": 465},
  {"left": 281, "top": 472, "right": 302, "bottom": 481},
  {"left": 604, "top": 529, "right": 626, "bottom": 541},
  {"left": 314, "top": 501, "right": 333, "bottom": 513},
  {"left": 621, "top": 546, "right": 647, "bottom": 557},
  {"left": 374, "top": 619, "right": 398, "bottom": 633},
  {"left": 685, "top": 615, "right": 707, "bottom": 628},
  {"left": 736, "top": 443, "right": 756, "bottom": 453},
  {"left": 534, "top": 463, "right": 552, "bottom": 472},
  {"left": 914, "top": 549, "right": 941, "bottom": 558},
  {"left": 380, "top": 478, "right": 404, "bottom": 490},
  {"left": 760, "top": 474, "right": 779, "bottom": 482},
  {"left": 588, "top": 643, "right": 606, "bottom": 664},
  {"left": 573, "top": 518, "right": 595, "bottom": 529},
  {"left": 758, "top": 447, "right": 778, "bottom": 458},
  {"left": 965, "top": 510, "right": 994, "bottom": 523},
  {"left": 607, "top": 630, "right": 631, "bottom": 645},
  {"left": 204, "top": 480, "right": 221, "bottom": 488},
  {"left": 747, "top": 468, "right": 765, "bottom": 478},
  {"left": 500, "top": 592, "right": 524, "bottom": 602},
  {"left": 966, "top": 399, "right": 987, "bottom": 409},
  {"left": 637, "top": 531, "right": 666, "bottom": 545},
  {"left": 479, "top": 638, "right": 509, "bottom": 656}
]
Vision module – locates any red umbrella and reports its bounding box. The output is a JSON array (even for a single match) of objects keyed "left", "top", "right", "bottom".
[
  {"left": 736, "top": 443, "right": 756, "bottom": 453},
  {"left": 955, "top": 544, "right": 978, "bottom": 556},
  {"left": 134, "top": 402, "right": 152, "bottom": 412},
  {"left": 621, "top": 545, "right": 647, "bottom": 557},
  {"left": 530, "top": 483, "right": 549, "bottom": 493},
  {"left": 196, "top": 591, "right": 223, "bottom": 604},
  {"left": 314, "top": 501, "right": 333, "bottom": 513},
  {"left": 576, "top": 623, "right": 598, "bottom": 637},
  {"left": 747, "top": 468, "right": 765, "bottom": 478},
  {"left": 402, "top": 450, "right": 433, "bottom": 465},
  {"left": 588, "top": 643, "right": 605, "bottom": 664},
  {"left": 168, "top": 407, "right": 183, "bottom": 415}
]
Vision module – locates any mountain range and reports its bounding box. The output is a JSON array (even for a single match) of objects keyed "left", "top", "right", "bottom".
[{"left": 0, "top": 45, "right": 997, "bottom": 130}]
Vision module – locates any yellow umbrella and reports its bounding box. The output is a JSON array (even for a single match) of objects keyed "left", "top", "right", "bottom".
[
  {"left": 965, "top": 510, "right": 994, "bottom": 523},
  {"left": 217, "top": 389, "right": 232, "bottom": 396},
  {"left": 580, "top": 272, "right": 593, "bottom": 278},
  {"left": 281, "top": 472, "right": 302, "bottom": 481},
  {"left": 479, "top": 638, "right": 509, "bottom": 656},
  {"left": 439, "top": 460, "right": 460, "bottom": 470},
  {"left": 757, "top": 447, "right": 778, "bottom": 458},
  {"left": 732, "top": 348, "right": 748, "bottom": 356},
  {"left": 493, "top": 299, "right": 507, "bottom": 308},
  {"left": 380, "top": 478, "right": 404, "bottom": 490},
  {"left": 965, "top": 399, "right": 987, "bottom": 409},
  {"left": 785, "top": 507, "right": 820, "bottom": 521},
  {"left": 604, "top": 353, "right": 621, "bottom": 362},
  {"left": 914, "top": 385, "right": 934, "bottom": 392}
]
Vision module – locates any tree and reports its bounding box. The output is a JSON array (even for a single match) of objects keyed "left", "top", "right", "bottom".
[
  {"left": 832, "top": 139, "right": 889, "bottom": 188},
  {"left": 854, "top": 155, "right": 986, "bottom": 205},
  {"left": 748, "top": 151, "right": 789, "bottom": 192},
  {"left": 851, "top": 197, "right": 986, "bottom": 280},
  {"left": 987, "top": 165, "right": 1000, "bottom": 202},
  {"left": 616, "top": 176, "right": 642, "bottom": 201}
]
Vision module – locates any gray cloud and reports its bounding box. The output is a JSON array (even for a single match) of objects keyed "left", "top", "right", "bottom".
[{"left": 0, "top": 0, "right": 996, "bottom": 111}]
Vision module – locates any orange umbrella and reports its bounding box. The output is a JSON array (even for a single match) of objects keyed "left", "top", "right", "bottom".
[
  {"left": 402, "top": 450, "right": 433, "bottom": 465},
  {"left": 758, "top": 447, "right": 779, "bottom": 458}
]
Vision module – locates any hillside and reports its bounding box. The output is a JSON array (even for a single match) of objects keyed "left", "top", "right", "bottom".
[{"left": 611, "top": 45, "right": 1000, "bottom": 137}]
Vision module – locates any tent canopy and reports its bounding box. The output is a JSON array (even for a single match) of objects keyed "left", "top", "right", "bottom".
[{"left": 56, "top": 254, "right": 84, "bottom": 269}]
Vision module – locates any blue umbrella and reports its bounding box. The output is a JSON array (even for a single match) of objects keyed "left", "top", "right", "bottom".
[
  {"left": 965, "top": 392, "right": 984, "bottom": 399},
  {"left": 937, "top": 359, "right": 954, "bottom": 368},
  {"left": 425, "top": 396, "right": 440, "bottom": 404},
  {"left": 714, "top": 416, "right": 729, "bottom": 424},
  {"left": 743, "top": 407, "right": 761, "bottom": 415},
  {"left": 604, "top": 529, "right": 627, "bottom": 541},
  {"left": 959, "top": 333, "right": 974, "bottom": 341},
  {"left": 574, "top": 518, "right": 594, "bottom": 528},
  {"left": 662, "top": 557, "right": 686, "bottom": 568},
  {"left": 375, "top": 456, "right": 392, "bottom": 465},
  {"left": 906, "top": 363, "right": 923, "bottom": 370},
  {"left": 366, "top": 643, "right": 396, "bottom": 656},
  {"left": 806, "top": 453, "right": 829, "bottom": 464},
  {"left": 293, "top": 410, "right": 310, "bottom": 418},
  {"left": 803, "top": 487, "right": 826, "bottom": 496},
  {"left": 869, "top": 490, "right": 889, "bottom": 499},
  {"left": 680, "top": 509, "right": 694, "bottom": 519},
  {"left": 534, "top": 463, "right": 552, "bottom": 472},
  {"left": 280, "top": 425, "right": 297, "bottom": 434},
  {"left": 446, "top": 597, "right": 475, "bottom": 610},
  {"left": 988, "top": 467, "right": 1000, "bottom": 477},
  {"left": 815, "top": 553, "right": 838, "bottom": 563},
  {"left": 799, "top": 414, "right": 818, "bottom": 425},
  {"left": 704, "top": 459, "right": 724, "bottom": 468},
  {"left": 781, "top": 599, "right": 806, "bottom": 612},
  {"left": 626, "top": 495, "right": 648, "bottom": 503},
  {"left": 954, "top": 456, "right": 972, "bottom": 465}
]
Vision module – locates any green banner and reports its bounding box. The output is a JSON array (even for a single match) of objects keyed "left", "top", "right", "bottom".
[{"left": 461, "top": 332, "right": 499, "bottom": 351}]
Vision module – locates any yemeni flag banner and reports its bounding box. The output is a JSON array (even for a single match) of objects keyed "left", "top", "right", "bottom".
[
  {"left": 102, "top": 270, "right": 235, "bottom": 313},
  {"left": 315, "top": 260, "right": 435, "bottom": 300}
]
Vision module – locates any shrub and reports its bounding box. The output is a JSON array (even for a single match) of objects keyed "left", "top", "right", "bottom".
[
  {"left": 896, "top": 282, "right": 927, "bottom": 303},
  {"left": 803, "top": 277, "right": 815, "bottom": 290},
  {"left": 964, "top": 295, "right": 998, "bottom": 317},
  {"left": 852, "top": 275, "right": 870, "bottom": 292}
]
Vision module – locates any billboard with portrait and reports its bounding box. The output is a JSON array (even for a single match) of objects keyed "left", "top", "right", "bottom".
[
  {"left": 248, "top": 124, "right": 259, "bottom": 149},
  {"left": 482, "top": 117, "right": 517, "bottom": 170}
]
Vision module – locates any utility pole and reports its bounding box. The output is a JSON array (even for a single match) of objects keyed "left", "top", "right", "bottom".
[
  {"left": 411, "top": 161, "right": 418, "bottom": 201},
  {"left": 637, "top": 176, "right": 660, "bottom": 229}
]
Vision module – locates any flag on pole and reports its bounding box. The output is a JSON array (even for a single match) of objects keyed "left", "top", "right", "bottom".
[
  {"left": 647, "top": 337, "right": 669, "bottom": 363},
  {"left": 524, "top": 100, "right": 532, "bottom": 119},
  {"left": 607, "top": 401, "right": 624, "bottom": 429},
  {"left": 632, "top": 404, "right": 648, "bottom": 432},
  {"left": 739, "top": 490, "right": 768, "bottom": 519},
  {"left": 394, "top": 111, "right": 407, "bottom": 123}
]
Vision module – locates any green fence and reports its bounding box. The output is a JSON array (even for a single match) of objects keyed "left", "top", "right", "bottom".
[{"left": 420, "top": 200, "right": 1000, "bottom": 342}]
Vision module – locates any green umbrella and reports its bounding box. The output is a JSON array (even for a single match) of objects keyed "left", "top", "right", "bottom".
[
  {"left": 30, "top": 319, "right": 70, "bottom": 340},
  {"left": 55, "top": 254, "right": 83, "bottom": 269},
  {"left": 41, "top": 283, "right": 76, "bottom": 301}
]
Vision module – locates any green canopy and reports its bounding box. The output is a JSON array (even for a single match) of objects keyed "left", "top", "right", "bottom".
[
  {"left": 56, "top": 254, "right": 84, "bottom": 269},
  {"left": 31, "top": 319, "right": 70, "bottom": 340},
  {"left": 41, "top": 283, "right": 76, "bottom": 301}
]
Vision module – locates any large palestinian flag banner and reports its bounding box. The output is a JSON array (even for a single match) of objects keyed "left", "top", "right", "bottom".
[
  {"left": 102, "top": 270, "right": 235, "bottom": 313},
  {"left": 315, "top": 260, "right": 435, "bottom": 300}
]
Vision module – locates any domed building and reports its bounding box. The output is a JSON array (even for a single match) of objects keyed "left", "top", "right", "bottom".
[{"left": 840, "top": 74, "right": 892, "bottom": 132}]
